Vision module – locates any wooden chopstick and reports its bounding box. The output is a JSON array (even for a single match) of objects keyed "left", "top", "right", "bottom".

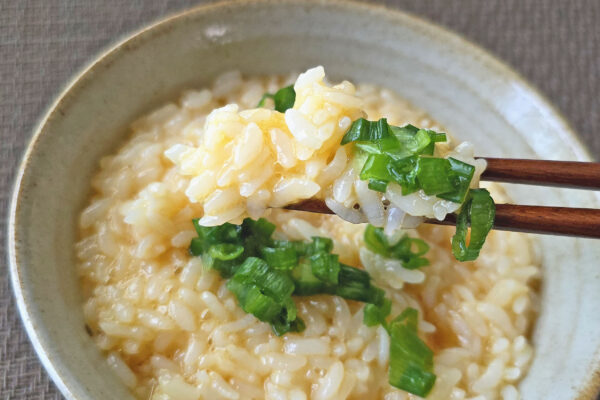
[
  {"left": 285, "top": 200, "right": 600, "bottom": 239},
  {"left": 285, "top": 158, "right": 600, "bottom": 238},
  {"left": 480, "top": 158, "right": 600, "bottom": 189},
  {"left": 426, "top": 204, "right": 600, "bottom": 238}
]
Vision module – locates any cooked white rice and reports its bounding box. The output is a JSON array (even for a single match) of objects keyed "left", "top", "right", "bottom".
[
  {"left": 162, "top": 66, "right": 486, "bottom": 228},
  {"left": 77, "top": 68, "right": 540, "bottom": 400}
]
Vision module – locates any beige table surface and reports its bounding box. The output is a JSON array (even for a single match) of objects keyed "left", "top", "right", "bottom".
[{"left": 1, "top": 1, "right": 599, "bottom": 398}]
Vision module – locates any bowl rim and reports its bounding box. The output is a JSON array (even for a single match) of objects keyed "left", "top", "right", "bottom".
[{"left": 7, "top": 0, "right": 599, "bottom": 399}]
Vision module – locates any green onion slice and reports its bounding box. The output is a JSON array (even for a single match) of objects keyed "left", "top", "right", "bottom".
[
  {"left": 341, "top": 118, "right": 478, "bottom": 204},
  {"left": 188, "top": 217, "right": 437, "bottom": 394},
  {"left": 363, "top": 298, "right": 392, "bottom": 327},
  {"left": 307, "top": 236, "right": 334, "bottom": 255},
  {"left": 233, "top": 257, "right": 295, "bottom": 303},
  {"left": 341, "top": 118, "right": 392, "bottom": 144},
  {"left": 360, "top": 154, "right": 393, "bottom": 182},
  {"left": 310, "top": 253, "right": 340, "bottom": 284},
  {"left": 226, "top": 257, "right": 302, "bottom": 335},
  {"left": 257, "top": 85, "right": 296, "bottom": 112},
  {"left": 387, "top": 156, "right": 420, "bottom": 195},
  {"left": 436, "top": 158, "right": 475, "bottom": 203},
  {"left": 364, "top": 225, "right": 430, "bottom": 270},
  {"left": 416, "top": 157, "right": 455, "bottom": 196},
  {"left": 368, "top": 179, "right": 389, "bottom": 193},
  {"left": 336, "top": 264, "right": 386, "bottom": 305},
  {"left": 387, "top": 308, "right": 436, "bottom": 397},
  {"left": 260, "top": 246, "right": 298, "bottom": 270},
  {"left": 208, "top": 243, "right": 244, "bottom": 261},
  {"left": 389, "top": 126, "right": 433, "bottom": 158},
  {"left": 290, "top": 260, "right": 326, "bottom": 295},
  {"left": 452, "top": 189, "right": 496, "bottom": 261}
]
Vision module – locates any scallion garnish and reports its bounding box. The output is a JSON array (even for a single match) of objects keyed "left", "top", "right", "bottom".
[
  {"left": 257, "top": 85, "right": 296, "bottom": 112},
  {"left": 309, "top": 253, "right": 340, "bottom": 284},
  {"left": 387, "top": 308, "right": 437, "bottom": 397},
  {"left": 341, "top": 118, "right": 393, "bottom": 144},
  {"left": 363, "top": 303, "right": 437, "bottom": 396},
  {"left": 343, "top": 118, "right": 470, "bottom": 200},
  {"left": 359, "top": 154, "right": 393, "bottom": 182},
  {"left": 363, "top": 298, "right": 392, "bottom": 327},
  {"left": 364, "top": 225, "right": 430, "bottom": 269},
  {"left": 451, "top": 188, "right": 496, "bottom": 261},
  {"left": 342, "top": 117, "right": 496, "bottom": 263},
  {"left": 367, "top": 178, "right": 389, "bottom": 193},
  {"left": 260, "top": 246, "right": 298, "bottom": 270},
  {"left": 189, "top": 218, "right": 436, "bottom": 396},
  {"left": 190, "top": 218, "right": 388, "bottom": 334},
  {"left": 416, "top": 157, "right": 456, "bottom": 196},
  {"left": 436, "top": 157, "right": 475, "bottom": 203},
  {"left": 227, "top": 257, "right": 299, "bottom": 332}
]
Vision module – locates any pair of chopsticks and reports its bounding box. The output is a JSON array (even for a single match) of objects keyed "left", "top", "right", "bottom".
[{"left": 287, "top": 158, "right": 600, "bottom": 239}]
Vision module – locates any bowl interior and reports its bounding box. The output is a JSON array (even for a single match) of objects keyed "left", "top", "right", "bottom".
[{"left": 10, "top": 1, "right": 600, "bottom": 399}]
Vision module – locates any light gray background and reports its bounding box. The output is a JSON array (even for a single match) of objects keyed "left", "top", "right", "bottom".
[{"left": 1, "top": 1, "right": 599, "bottom": 398}]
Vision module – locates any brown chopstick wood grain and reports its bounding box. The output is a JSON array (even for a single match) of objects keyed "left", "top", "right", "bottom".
[
  {"left": 480, "top": 158, "right": 600, "bottom": 189},
  {"left": 425, "top": 204, "right": 600, "bottom": 238},
  {"left": 285, "top": 200, "right": 600, "bottom": 238},
  {"left": 285, "top": 158, "right": 600, "bottom": 238}
]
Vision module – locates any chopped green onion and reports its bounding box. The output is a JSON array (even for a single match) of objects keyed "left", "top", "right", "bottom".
[
  {"left": 341, "top": 118, "right": 476, "bottom": 203},
  {"left": 233, "top": 257, "right": 295, "bottom": 303},
  {"left": 202, "top": 244, "right": 245, "bottom": 277},
  {"left": 351, "top": 124, "right": 447, "bottom": 161},
  {"left": 359, "top": 154, "right": 393, "bottom": 182},
  {"left": 202, "top": 257, "right": 240, "bottom": 278},
  {"left": 274, "top": 240, "right": 310, "bottom": 258},
  {"left": 428, "top": 131, "right": 448, "bottom": 143},
  {"left": 368, "top": 179, "right": 389, "bottom": 193},
  {"left": 208, "top": 243, "right": 244, "bottom": 261},
  {"left": 364, "top": 225, "right": 430, "bottom": 270},
  {"left": 341, "top": 118, "right": 497, "bottom": 263},
  {"left": 307, "top": 236, "right": 334, "bottom": 255},
  {"left": 337, "top": 263, "right": 371, "bottom": 287},
  {"left": 363, "top": 224, "right": 391, "bottom": 256},
  {"left": 260, "top": 246, "right": 298, "bottom": 270},
  {"left": 226, "top": 257, "right": 301, "bottom": 335},
  {"left": 335, "top": 284, "right": 385, "bottom": 306},
  {"left": 389, "top": 126, "right": 433, "bottom": 158},
  {"left": 192, "top": 220, "right": 243, "bottom": 247},
  {"left": 188, "top": 217, "right": 437, "bottom": 394},
  {"left": 436, "top": 158, "right": 475, "bottom": 203},
  {"left": 189, "top": 237, "right": 204, "bottom": 256},
  {"left": 387, "top": 156, "right": 420, "bottom": 195},
  {"left": 242, "top": 217, "right": 276, "bottom": 241},
  {"left": 387, "top": 308, "right": 436, "bottom": 397},
  {"left": 227, "top": 278, "right": 284, "bottom": 322},
  {"left": 389, "top": 307, "right": 419, "bottom": 332},
  {"left": 201, "top": 247, "right": 244, "bottom": 278},
  {"left": 341, "top": 118, "right": 392, "bottom": 144},
  {"left": 336, "top": 264, "right": 385, "bottom": 305},
  {"left": 363, "top": 298, "right": 392, "bottom": 327},
  {"left": 416, "top": 157, "right": 455, "bottom": 196},
  {"left": 257, "top": 85, "right": 296, "bottom": 112},
  {"left": 271, "top": 315, "right": 306, "bottom": 336},
  {"left": 290, "top": 260, "right": 326, "bottom": 295},
  {"left": 272, "top": 86, "right": 296, "bottom": 112},
  {"left": 310, "top": 253, "right": 340, "bottom": 284},
  {"left": 452, "top": 189, "right": 496, "bottom": 261}
]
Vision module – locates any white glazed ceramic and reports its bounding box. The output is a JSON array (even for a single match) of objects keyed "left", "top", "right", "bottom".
[{"left": 8, "top": 1, "right": 600, "bottom": 399}]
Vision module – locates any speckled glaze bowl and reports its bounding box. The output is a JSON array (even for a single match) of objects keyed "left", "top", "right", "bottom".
[{"left": 8, "top": 1, "right": 600, "bottom": 399}]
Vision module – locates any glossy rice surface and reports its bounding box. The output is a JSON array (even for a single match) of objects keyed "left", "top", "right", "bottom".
[{"left": 77, "top": 71, "right": 540, "bottom": 400}]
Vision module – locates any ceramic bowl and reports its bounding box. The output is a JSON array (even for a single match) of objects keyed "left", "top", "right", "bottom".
[{"left": 8, "top": 1, "right": 600, "bottom": 399}]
